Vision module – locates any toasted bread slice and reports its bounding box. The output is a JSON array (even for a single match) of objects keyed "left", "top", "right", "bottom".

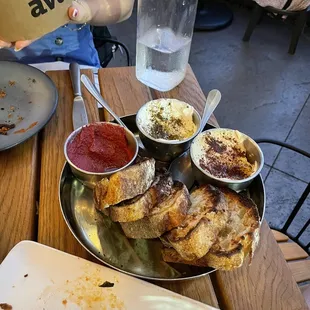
[
  {"left": 94, "top": 158, "right": 155, "bottom": 211},
  {"left": 204, "top": 188, "right": 260, "bottom": 270},
  {"left": 162, "top": 185, "right": 229, "bottom": 261},
  {"left": 162, "top": 232, "right": 257, "bottom": 270},
  {"left": 120, "top": 182, "right": 190, "bottom": 239},
  {"left": 109, "top": 173, "right": 173, "bottom": 222},
  {"left": 162, "top": 188, "right": 260, "bottom": 270}
]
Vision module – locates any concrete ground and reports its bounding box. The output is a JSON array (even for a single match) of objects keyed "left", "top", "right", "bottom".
[{"left": 106, "top": 4, "right": 310, "bottom": 245}]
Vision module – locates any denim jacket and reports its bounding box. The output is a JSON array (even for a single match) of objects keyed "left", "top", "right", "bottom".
[{"left": 0, "top": 24, "right": 100, "bottom": 67}]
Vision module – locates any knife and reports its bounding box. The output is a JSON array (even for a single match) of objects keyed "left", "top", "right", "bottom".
[{"left": 70, "top": 63, "right": 89, "bottom": 130}]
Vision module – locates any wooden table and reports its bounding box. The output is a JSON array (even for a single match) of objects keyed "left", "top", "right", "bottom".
[{"left": 0, "top": 66, "right": 308, "bottom": 310}]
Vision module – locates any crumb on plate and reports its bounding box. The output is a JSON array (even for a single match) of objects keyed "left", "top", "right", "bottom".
[
  {"left": 0, "top": 89, "right": 6, "bottom": 99},
  {"left": 14, "top": 121, "right": 38, "bottom": 134},
  {"left": 0, "top": 124, "right": 15, "bottom": 135}
]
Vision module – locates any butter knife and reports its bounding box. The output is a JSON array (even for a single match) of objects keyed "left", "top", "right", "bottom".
[{"left": 70, "top": 63, "right": 89, "bottom": 130}]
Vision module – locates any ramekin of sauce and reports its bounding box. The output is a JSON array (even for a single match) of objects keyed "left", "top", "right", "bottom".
[{"left": 64, "top": 122, "right": 138, "bottom": 188}]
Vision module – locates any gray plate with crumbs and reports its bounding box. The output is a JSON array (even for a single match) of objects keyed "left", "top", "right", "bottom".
[{"left": 0, "top": 61, "right": 58, "bottom": 151}]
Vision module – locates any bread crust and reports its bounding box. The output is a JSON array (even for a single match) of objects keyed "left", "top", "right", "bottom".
[
  {"left": 162, "top": 187, "right": 260, "bottom": 270},
  {"left": 109, "top": 174, "right": 173, "bottom": 222},
  {"left": 120, "top": 182, "right": 190, "bottom": 239},
  {"left": 94, "top": 158, "right": 155, "bottom": 210},
  {"left": 163, "top": 185, "right": 229, "bottom": 261}
]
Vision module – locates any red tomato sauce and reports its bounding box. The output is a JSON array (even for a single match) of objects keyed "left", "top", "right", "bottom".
[{"left": 67, "top": 123, "right": 134, "bottom": 173}]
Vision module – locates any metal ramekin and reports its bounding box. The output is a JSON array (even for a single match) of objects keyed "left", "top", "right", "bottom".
[
  {"left": 136, "top": 99, "right": 202, "bottom": 162},
  {"left": 190, "top": 128, "right": 264, "bottom": 191},
  {"left": 64, "top": 122, "right": 139, "bottom": 189}
]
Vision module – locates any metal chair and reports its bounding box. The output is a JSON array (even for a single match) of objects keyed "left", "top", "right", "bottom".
[
  {"left": 91, "top": 26, "right": 131, "bottom": 67},
  {"left": 255, "top": 139, "right": 310, "bottom": 290},
  {"left": 243, "top": 3, "right": 310, "bottom": 54}
]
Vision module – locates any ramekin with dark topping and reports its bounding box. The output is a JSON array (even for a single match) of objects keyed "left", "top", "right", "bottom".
[{"left": 190, "top": 128, "right": 264, "bottom": 191}]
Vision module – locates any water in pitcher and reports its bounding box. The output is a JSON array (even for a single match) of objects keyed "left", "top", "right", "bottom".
[{"left": 136, "top": 27, "right": 192, "bottom": 92}]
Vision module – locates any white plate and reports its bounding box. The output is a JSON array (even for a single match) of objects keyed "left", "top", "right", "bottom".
[{"left": 0, "top": 241, "right": 219, "bottom": 310}]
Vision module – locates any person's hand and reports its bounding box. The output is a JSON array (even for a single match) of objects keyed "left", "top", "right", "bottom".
[
  {"left": 0, "top": 39, "right": 33, "bottom": 52},
  {"left": 68, "top": 0, "right": 93, "bottom": 24},
  {"left": 0, "top": 1, "right": 93, "bottom": 51}
]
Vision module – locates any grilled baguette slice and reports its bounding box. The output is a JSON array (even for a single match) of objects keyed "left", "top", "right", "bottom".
[
  {"left": 162, "top": 233, "right": 258, "bottom": 270},
  {"left": 204, "top": 188, "right": 260, "bottom": 270},
  {"left": 162, "top": 185, "right": 229, "bottom": 261},
  {"left": 109, "top": 173, "right": 173, "bottom": 222},
  {"left": 162, "top": 188, "right": 260, "bottom": 270},
  {"left": 94, "top": 158, "right": 155, "bottom": 211},
  {"left": 120, "top": 182, "right": 190, "bottom": 239}
]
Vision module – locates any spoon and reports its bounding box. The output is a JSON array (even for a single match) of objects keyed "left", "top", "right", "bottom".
[
  {"left": 200, "top": 89, "right": 221, "bottom": 133},
  {"left": 169, "top": 89, "right": 222, "bottom": 189},
  {"left": 81, "top": 74, "right": 128, "bottom": 129}
]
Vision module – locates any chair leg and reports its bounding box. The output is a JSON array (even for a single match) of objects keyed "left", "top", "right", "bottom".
[
  {"left": 243, "top": 4, "right": 264, "bottom": 42},
  {"left": 289, "top": 10, "right": 307, "bottom": 55}
]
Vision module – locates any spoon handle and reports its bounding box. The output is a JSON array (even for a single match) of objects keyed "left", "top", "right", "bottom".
[
  {"left": 200, "top": 89, "right": 221, "bottom": 132},
  {"left": 81, "top": 74, "right": 128, "bottom": 129}
]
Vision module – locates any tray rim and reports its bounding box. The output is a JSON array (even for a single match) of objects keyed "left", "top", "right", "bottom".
[{"left": 59, "top": 114, "right": 266, "bottom": 281}]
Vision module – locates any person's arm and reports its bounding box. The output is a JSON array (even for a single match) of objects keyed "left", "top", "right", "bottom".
[{"left": 0, "top": 0, "right": 135, "bottom": 50}]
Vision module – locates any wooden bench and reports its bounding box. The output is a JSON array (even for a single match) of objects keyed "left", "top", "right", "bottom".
[{"left": 272, "top": 229, "right": 310, "bottom": 303}]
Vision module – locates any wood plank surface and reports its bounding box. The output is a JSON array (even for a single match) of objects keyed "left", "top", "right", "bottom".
[
  {"left": 157, "top": 277, "right": 218, "bottom": 306},
  {"left": 98, "top": 67, "right": 219, "bottom": 309},
  {"left": 0, "top": 137, "right": 38, "bottom": 262},
  {"left": 211, "top": 220, "right": 308, "bottom": 310},
  {"left": 289, "top": 260, "right": 310, "bottom": 283},
  {"left": 272, "top": 229, "right": 289, "bottom": 242},
  {"left": 37, "top": 69, "right": 99, "bottom": 259},
  {"left": 98, "top": 66, "right": 152, "bottom": 121},
  {"left": 279, "top": 242, "right": 309, "bottom": 261}
]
